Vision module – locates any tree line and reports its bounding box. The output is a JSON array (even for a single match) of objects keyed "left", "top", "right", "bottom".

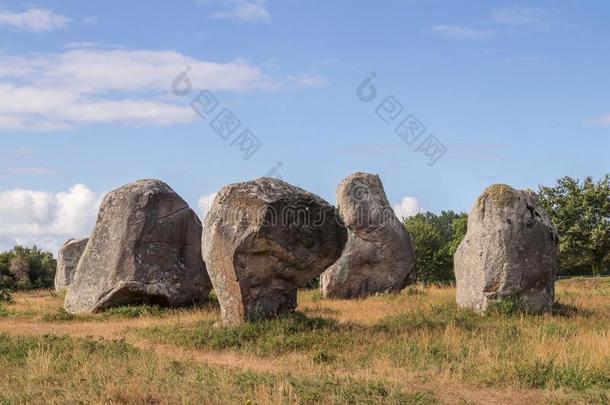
[{"left": 0, "top": 246, "right": 56, "bottom": 294}]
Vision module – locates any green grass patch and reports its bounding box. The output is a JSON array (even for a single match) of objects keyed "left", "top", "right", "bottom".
[
  {"left": 139, "top": 311, "right": 363, "bottom": 357},
  {"left": 41, "top": 304, "right": 171, "bottom": 322},
  {"left": 0, "top": 333, "right": 435, "bottom": 404},
  {"left": 375, "top": 303, "right": 480, "bottom": 334}
]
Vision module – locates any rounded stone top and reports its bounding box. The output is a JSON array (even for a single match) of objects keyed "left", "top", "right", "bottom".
[
  {"left": 110, "top": 179, "right": 174, "bottom": 195},
  {"left": 481, "top": 184, "right": 519, "bottom": 208},
  {"left": 216, "top": 177, "right": 331, "bottom": 206}
]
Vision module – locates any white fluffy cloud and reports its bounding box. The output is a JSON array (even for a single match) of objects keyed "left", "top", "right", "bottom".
[
  {"left": 200, "top": 0, "right": 271, "bottom": 23},
  {"left": 0, "top": 184, "right": 101, "bottom": 253},
  {"left": 0, "top": 47, "right": 322, "bottom": 131},
  {"left": 198, "top": 193, "right": 218, "bottom": 220},
  {"left": 392, "top": 196, "right": 422, "bottom": 219},
  {"left": 0, "top": 6, "right": 70, "bottom": 32}
]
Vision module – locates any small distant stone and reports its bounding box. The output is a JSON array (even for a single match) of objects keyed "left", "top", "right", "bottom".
[{"left": 55, "top": 237, "right": 88, "bottom": 292}]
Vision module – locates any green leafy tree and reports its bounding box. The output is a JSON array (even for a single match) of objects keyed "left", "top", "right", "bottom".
[
  {"left": 404, "top": 211, "right": 467, "bottom": 283},
  {"left": 9, "top": 254, "right": 31, "bottom": 289},
  {"left": 0, "top": 245, "right": 57, "bottom": 289},
  {"left": 538, "top": 175, "right": 610, "bottom": 276},
  {"left": 447, "top": 214, "right": 468, "bottom": 257}
]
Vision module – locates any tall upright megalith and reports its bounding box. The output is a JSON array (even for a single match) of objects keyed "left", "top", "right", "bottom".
[
  {"left": 202, "top": 177, "right": 347, "bottom": 325},
  {"left": 64, "top": 179, "right": 211, "bottom": 313},
  {"left": 454, "top": 184, "right": 559, "bottom": 313},
  {"left": 321, "top": 172, "right": 416, "bottom": 298}
]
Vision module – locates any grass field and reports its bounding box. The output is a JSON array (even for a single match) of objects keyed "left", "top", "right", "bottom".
[{"left": 0, "top": 277, "right": 608, "bottom": 404}]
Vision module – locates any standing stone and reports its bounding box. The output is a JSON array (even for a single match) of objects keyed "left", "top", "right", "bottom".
[
  {"left": 55, "top": 238, "right": 88, "bottom": 292},
  {"left": 203, "top": 177, "right": 347, "bottom": 325},
  {"left": 321, "top": 172, "right": 416, "bottom": 298},
  {"left": 64, "top": 179, "right": 211, "bottom": 314},
  {"left": 454, "top": 184, "right": 559, "bottom": 313}
]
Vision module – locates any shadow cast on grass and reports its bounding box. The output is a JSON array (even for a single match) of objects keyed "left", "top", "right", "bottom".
[{"left": 138, "top": 311, "right": 370, "bottom": 357}]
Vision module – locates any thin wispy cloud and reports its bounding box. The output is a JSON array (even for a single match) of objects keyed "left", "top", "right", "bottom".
[
  {"left": 199, "top": 0, "right": 271, "bottom": 23},
  {"left": 429, "top": 25, "right": 495, "bottom": 41},
  {"left": 6, "top": 167, "right": 56, "bottom": 175},
  {"left": 490, "top": 6, "right": 552, "bottom": 30},
  {"left": 430, "top": 5, "right": 564, "bottom": 41},
  {"left": 0, "top": 6, "right": 71, "bottom": 32},
  {"left": 0, "top": 46, "right": 322, "bottom": 131},
  {"left": 587, "top": 113, "right": 610, "bottom": 126}
]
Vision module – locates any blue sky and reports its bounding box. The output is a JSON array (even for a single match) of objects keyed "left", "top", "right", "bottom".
[{"left": 0, "top": 0, "right": 609, "bottom": 252}]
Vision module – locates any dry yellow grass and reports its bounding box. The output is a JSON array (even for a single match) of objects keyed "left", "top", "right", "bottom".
[{"left": 0, "top": 277, "right": 609, "bottom": 404}]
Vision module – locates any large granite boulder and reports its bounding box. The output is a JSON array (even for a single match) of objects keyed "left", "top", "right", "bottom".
[
  {"left": 202, "top": 177, "right": 347, "bottom": 325},
  {"left": 454, "top": 184, "right": 559, "bottom": 313},
  {"left": 321, "top": 172, "right": 416, "bottom": 298},
  {"left": 55, "top": 237, "right": 88, "bottom": 292},
  {"left": 64, "top": 179, "right": 211, "bottom": 314}
]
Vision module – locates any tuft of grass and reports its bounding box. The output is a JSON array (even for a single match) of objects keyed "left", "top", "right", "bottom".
[
  {"left": 486, "top": 296, "right": 521, "bottom": 316},
  {"left": 42, "top": 307, "right": 79, "bottom": 322},
  {"left": 0, "top": 303, "right": 16, "bottom": 318},
  {"left": 311, "top": 349, "right": 336, "bottom": 364},
  {"left": 0, "top": 288, "right": 12, "bottom": 303},
  {"left": 404, "top": 284, "right": 428, "bottom": 296},
  {"left": 41, "top": 304, "right": 170, "bottom": 322},
  {"left": 375, "top": 303, "right": 479, "bottom": 333},
  {"left": 515, "top": 359, "right": 610, "bottom": 391},
  {"left": 101, "top": 304, "right": 168, "bottom": 319}
]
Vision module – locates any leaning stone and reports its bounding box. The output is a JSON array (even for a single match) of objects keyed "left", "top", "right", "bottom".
[
  {"left": 454, "top": 184, "right": 559, "bottom": 313},
  {"left": 64, "top": 179, "right": 211, "bottom": 313},
  {"left": 202, "top": 177, "right": 347, "bottom": 325},
  {"left": 54, "top": 238, "right": 88, "bottom": 291},
  {"left": 321, "top": 172, "right": 416, "bottom": 298}
]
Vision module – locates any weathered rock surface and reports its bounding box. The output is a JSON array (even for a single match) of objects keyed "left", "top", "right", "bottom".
[
  {"left": 321, "top": 172, "right": 416, "bottom": 298},
  {"left": 454, "top": 184, "right": 559, "bottom": 313},
  {"left": 202, "top": 177, "right": 347, "bottom": 325},
  {"left": 64, "top": 179, "right": 211, "bottom": 314},
  {"left": 55, "top": 238, "right": 88, "bottom": 291}
]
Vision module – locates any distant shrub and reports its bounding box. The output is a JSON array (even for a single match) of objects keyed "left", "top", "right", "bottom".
[
  {"left": 0, "top": 245, "right": 56, "bottom": 290},
  {"left": 0, "top": 286, "right": 11, "bottom": 303}
]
